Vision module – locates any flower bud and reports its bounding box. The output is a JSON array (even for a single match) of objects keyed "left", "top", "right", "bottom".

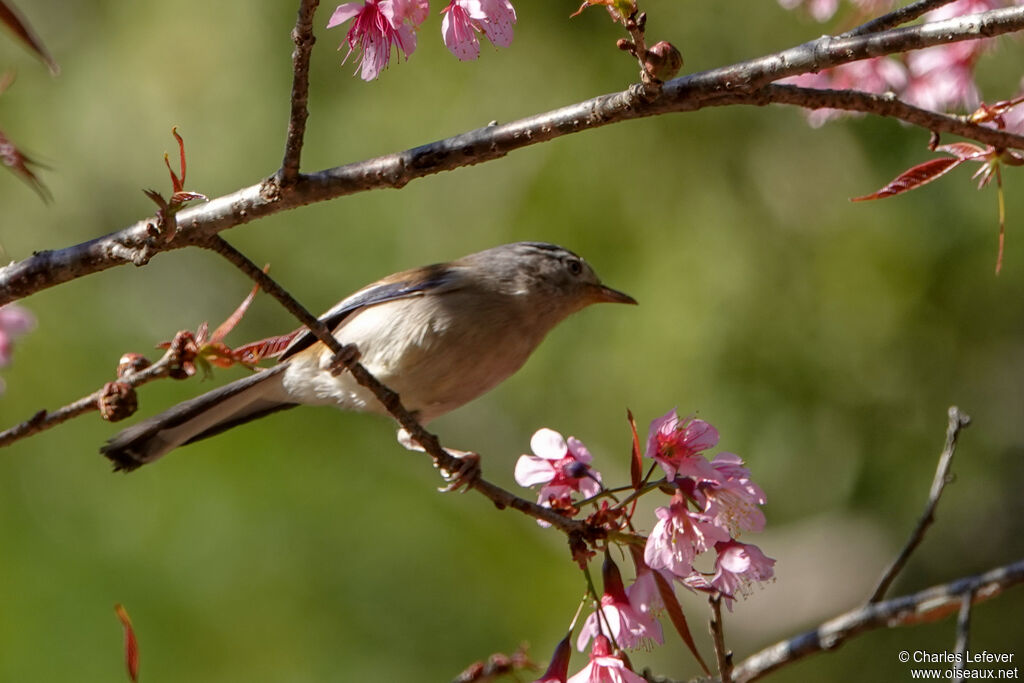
[
  {"left": 98, "top": 381, "right": 138, "bottom": 422},
  {"left": 644, "top": 41, "right": 683, "bottom": 82}
]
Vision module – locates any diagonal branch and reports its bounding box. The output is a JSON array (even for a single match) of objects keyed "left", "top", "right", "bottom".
[
  {"left": 2, "top": 6, "right": 1024, "bottom": 307},
  {"left": 867, "top": 406, "right": 971, "bottom": 603},
  {"left": 731, "top": 557, "right": 1024, "bottom": 683},
  {"left": 280, "top": 0, "right": 319, "bottom": 185}
]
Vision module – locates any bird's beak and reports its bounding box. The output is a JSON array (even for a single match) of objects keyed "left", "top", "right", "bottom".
[{"left": 589, "top": 283, "right": 637, "bottom": 305}]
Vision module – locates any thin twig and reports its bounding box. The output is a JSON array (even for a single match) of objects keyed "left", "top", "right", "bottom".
[
  {"left": 199, "top": 235, "right": 596, "bottom": 535},
  {"left": 953, "top": 591, "right": 972, "bottom": 682},
  {"left": 731, "top": 557, "right": 1024, "bottom": 683},
  {"left": 843, "top": 0, "right": 959, "bottom": 37},
  {"left": 0, "top": 347, "right": 183, "bottom": 447},
  {"left": 280, "top": 0, "right": 319, "bottom": 186},
  {"left": 868, "top": 406, "right": 971, "bottom": 603},
  {"left": 709, "top": 594, "right": 733, "bottom": 683},
  {"left": 4, "top": 7, "right": 1024, "bottom": 307}
]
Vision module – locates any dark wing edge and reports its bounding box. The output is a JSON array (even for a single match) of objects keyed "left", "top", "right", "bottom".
[{"left": 279, "top": 264, "right": 458, "bottom": 361}]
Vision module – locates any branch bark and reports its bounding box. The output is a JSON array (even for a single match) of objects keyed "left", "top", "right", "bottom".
[
  {"left": 2, "top": 6, "right": 1024, "bottom": 306},
  {"left": 868, "top": 406, "right": 971, "bottom": 603},
  {"left": 280, "top": 0, "right": 319, "bottom": 185},
  {"left": 731, "top": 558, "right": 1024, "bottom": 683}
]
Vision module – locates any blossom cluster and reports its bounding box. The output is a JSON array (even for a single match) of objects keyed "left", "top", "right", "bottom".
[
  {"left": 515, "top": 409, "right": 774, "bottom": 682},
  {"left": 327, "top": 0, "right": 516, "bottom": 80},
  {"left": 0, "top": 304, "right": 34, "bottom": 394},
  {"left": 778, "top": 0, "right": 1024, "bottom": 126}
]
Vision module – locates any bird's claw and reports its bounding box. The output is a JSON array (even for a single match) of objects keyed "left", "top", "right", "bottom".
[{"left": 436, "top": 450, "right": 481, "bottom": 493}]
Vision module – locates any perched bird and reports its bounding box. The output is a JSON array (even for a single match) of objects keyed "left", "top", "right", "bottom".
[{"left": 102, "top": 242, "right": 635, "bottom": 471}]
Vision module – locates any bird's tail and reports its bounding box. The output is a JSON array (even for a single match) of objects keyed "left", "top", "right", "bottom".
[{"left": 101, "top": 363, "right": 297, "bottom": 472}]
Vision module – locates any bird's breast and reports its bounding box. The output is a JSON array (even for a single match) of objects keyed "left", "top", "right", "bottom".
[{"left": 283, "top": 294, "right": 547, "bottom": 423}]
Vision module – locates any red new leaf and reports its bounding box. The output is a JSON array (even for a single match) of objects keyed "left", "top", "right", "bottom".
[
  {"left": 0, "top": 1, "right": 59, "bottom": 75},
  {"left": 626, "top": 409, "right": 643, "bottom": 490},
  {"left": 114, "top": 604, "right": 139, "bottom": 683},
  {"left": 232, "top": 331, "right": 300, "bottom": 365},
  {"left": 0, "top": 127, "right": 49, "bottom": 200},
  {"left": 851, "top": 157, "right": 966, "bottom": 202},
  {"left": 209, "top": 274, "right": 266, "bottom": 345},
  {"left": 653, "top": 570, "right": 711, "bottom": 676}
]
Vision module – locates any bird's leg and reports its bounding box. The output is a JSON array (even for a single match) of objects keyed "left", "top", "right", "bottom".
[{"left": 396, "top": 428, "right": 481, "bottom": 493}]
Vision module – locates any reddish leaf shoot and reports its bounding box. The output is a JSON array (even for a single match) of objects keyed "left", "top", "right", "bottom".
[
  {"left": 114, "top": 604, "right": 139, "bottom": 683},
  {"left": 0, "top": 1, "right": 59, "bottom": 75}
]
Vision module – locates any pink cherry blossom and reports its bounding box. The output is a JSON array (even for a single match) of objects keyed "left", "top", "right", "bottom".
[
  {"left": 645, "top": 409, "right": 719, "bottom": 480},
  {"left": 643, "top": 491, "right": 730, "bottom": 579},
  {"left": 441, "top": 0, "right": 517, "bottom": 62},
  {"left": 515, "top": 428, "right": 602, "bottom": 503},
  {"left": 567, "top": 635, "right": 646, "bottom": 683},
  {"left": 327, "top": 0, "right": 422, "bottom": 80},
  {"left": 700, "top": 453, "right": 767, "bottom": 536},
  {"left": 576, "top": 558, "right": 663, "bottom": 652},
  {"left": 0, "top": 304, "right": 35, "bottom": 368},
  {"left": 711, "top": 540, "right": 776, "bottom": 608},
  {"left": 903, "top": 45, "right": 980, "bottom": 112},
  {"left": 898, "top": 0, "right": 1006, "bottom": 112}
]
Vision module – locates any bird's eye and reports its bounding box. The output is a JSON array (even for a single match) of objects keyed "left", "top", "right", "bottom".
[{"left": 567, "top": 259, "right": 583, "bottom": 276}]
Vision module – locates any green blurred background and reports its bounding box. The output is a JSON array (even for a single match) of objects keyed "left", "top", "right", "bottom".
[{"left": 1, "top": 1, "right": 1022, "bottom": 680}]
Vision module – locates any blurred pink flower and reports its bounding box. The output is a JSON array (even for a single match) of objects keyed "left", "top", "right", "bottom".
[
  {"left": 711, "top": 540, "right": 776, "bottom": 607},
  {"left": 0, "top": 303, "right": 35, "bottom": 367},
  {"left": 515, "top": 428, "right": 602, "bottom": 503},
  {"left": 782, "top": 57, "right": 907, "bottom": 127},
  {"left": 777, "top": 0, "right": 840, "bottom": 22},
  {"left": 645, "top": 409, "right": 719, "bottom": 480},
  {"left": 903, "top": 45, "right": 980, "bottom": 112},
  {"left": 567, "top": 635, "right": 646, "bottom": 683},
  {"left": 1001, "top": 79, "right": 1024, "bottom": 133},
  {"left": 577, "top": 558, "right": 663, "bottom": 652},
  {"left": 441, "top": 0, "right": 517, "bottom": 61},
  {"left": 899, "top": 0, "right": 998, "bottom": 111},
  {"left": 327, "top": 0, "right": 422, "bottom": 80},
  {"left": 644, "top": 491, "right": 730, "bottom": 579}
]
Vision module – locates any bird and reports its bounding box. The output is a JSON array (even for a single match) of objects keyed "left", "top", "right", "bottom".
[{"left": 101, "top": 242, "right": 636, "bottom": 472}]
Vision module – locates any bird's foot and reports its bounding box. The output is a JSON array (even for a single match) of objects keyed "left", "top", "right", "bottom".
[
  {"left": 435, "top": 449, "right": 481, "bottom": 493},
  {"left": 396, "top": 428, "right": 481, "bottom": 493},
  {"left": 327, "top": 344, "right": 362, "bottom": 376}
]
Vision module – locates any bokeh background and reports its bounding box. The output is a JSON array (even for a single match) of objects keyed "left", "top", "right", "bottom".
[{"left": 1, "top": 1, "right": 1022, "bottom": 681}]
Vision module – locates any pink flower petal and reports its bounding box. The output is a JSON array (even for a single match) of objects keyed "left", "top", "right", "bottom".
[
  {"left": 442, "top": 3, "right": 480, "bottom": 61},
  {"left": 530, "top": 428, "right": 567, "bottom": 460},
  {"left": 327, "top": 2, "right": 365, "bottom": 28},
  {"left": 514, "top": 455, "right": 555, "bottom": 487}
]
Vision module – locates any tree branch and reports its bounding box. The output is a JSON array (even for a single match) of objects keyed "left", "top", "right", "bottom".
[
  {"left": 280, "top": 0, "right": 319, "bottom": 185},
  {"left": 842, "top": 0, "right": 959, "bottom": 37},
  {"left": 710, "top": 595, "right": 733, "bottom": 683},
  {"left": 731, "top": 558, "right": 1024, "bottom": 683},
  {"left": 0, "top": 346, "right": 187, "bottom": 447},
  {"left": 2, "top": 7, "right": 1023, "bottom": 306},
  {"left": 745, "top": 85, "right": 1024, "bottom": 151},
  {"left": 868, "top": 406, "right": 971, "bottom": 603}
]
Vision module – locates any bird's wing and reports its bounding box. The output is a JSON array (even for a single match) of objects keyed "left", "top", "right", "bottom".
[{"left": 279, "top": 264, "right": 460, "bottom": 360}]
